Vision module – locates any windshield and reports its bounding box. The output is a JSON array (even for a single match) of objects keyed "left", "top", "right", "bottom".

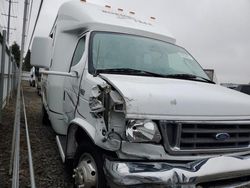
[{"left": 89, "top": 32, "right": 209, "bottom": 80}]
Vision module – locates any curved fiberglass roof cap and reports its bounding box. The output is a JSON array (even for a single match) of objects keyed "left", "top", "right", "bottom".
[{"left": 56, "top": 0, "right": 176, "bottom": 43}]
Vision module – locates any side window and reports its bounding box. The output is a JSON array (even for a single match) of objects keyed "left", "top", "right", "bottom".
[
  {"left": 52, "top": 26, "right": 56, "bottom": 46},
  {"left": 49, "top": 26, "right": 57, "bottom": 68},
  {"left": 71, "top": 37, "right": 86, "bottom": 68}
]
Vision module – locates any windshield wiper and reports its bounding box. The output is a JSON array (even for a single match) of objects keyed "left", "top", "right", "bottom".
[
  {"left": 95, "top": 69, "right": 215, "bottom": 84},
  {"left": 95, "top": 68, "right": 166, "bottom": 77},
  {"left": 165, "top": 73, "right": 215, "bottom": 84}
]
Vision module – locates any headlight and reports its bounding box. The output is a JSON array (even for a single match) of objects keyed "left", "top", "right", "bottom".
[{"left": 126, "top": 120, "right": 161, "bottom": 143}]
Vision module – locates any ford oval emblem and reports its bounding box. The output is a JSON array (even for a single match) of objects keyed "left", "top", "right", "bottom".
[{"left": 215, "top": 133, "right": 230, "bottom": 141}]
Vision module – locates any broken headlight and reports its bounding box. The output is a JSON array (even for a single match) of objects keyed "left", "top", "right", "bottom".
[{"left": 126, "top": 120, "right": 161, "bottom": 143}]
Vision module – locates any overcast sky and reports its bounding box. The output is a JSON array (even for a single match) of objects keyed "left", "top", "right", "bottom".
[{"left": 3, "top": 0, "right": 250, "bottom": 84}]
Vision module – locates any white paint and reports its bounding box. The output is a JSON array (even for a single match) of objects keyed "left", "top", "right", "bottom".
[
  {"left": 101, "top": 74, "right": 250, "bottom": 120},
  {"left": 31, "top": 37, "right": 53, "bottom": 68}
]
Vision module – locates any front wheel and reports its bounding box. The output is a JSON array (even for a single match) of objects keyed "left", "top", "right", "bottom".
[{"left": 73, "top": 142, "right": 107, "bottom": 188}]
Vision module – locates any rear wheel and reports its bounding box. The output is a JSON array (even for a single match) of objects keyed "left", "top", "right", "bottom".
[{"left": 73, "top": 142, "right": 106, "bottom": 188}]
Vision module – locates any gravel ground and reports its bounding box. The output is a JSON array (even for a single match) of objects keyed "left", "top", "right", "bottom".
[
  {"left": 0, "top": 92, "right": 15, "bottom": 186},
  {"left": 0, "top": 81, "right": 73, "bottom": 188}
]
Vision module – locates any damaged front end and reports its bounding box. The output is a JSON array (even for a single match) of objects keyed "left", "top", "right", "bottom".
[
  {"left": 88, "top": 83, "right": 165, "bottom": 153},
  {"left": 88, "top": 83, "right": 126, "bottom": 151},
  {"left": 88, "top": 83, "right": 250, "bottom": 188}
]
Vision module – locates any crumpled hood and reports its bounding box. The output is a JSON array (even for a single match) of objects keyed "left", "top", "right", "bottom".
[{"left": 100, "top": 74, "right": 250, "bottom": 120}]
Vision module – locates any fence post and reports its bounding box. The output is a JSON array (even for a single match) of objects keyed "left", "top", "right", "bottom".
[
  {"left": 0, "top": 30, "right": 7, "bottom": 123},
  {"left": 7, "top": 46, "right": 12, "bottom": 104},
  {"left": 12, "top": 61, "right": 15, "bottom": 96}
]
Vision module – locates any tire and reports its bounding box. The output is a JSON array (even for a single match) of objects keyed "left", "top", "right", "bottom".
[
  {"left": 73, "top": 142, "right": 107, "bottom": 188},
  {"left": 42, "top": 105, "right": 50, "bottom": 125}
]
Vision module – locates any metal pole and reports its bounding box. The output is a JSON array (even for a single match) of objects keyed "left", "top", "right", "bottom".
[
  {"left": 6, "top": 0, "right": 12, "bottom": 102},
  {"left": 7, "top": 47, "right": 12, "bottom": 104},
  {"left": 12, "top": 62, "right": 15, "bottom": 93},
  {"left": 7, "top": 0, "right": 12, "bottom": 43},
  {"left": 0, "top": 30, "right": 7, "bottom": 123},
  {"left": 18, "top": 0, "right": 29, "bottom": 81},
  {"left": 11, "top": 91, "right": 20, "bottom": 187},
  {"left": 10, "top": 0, "right": 30, "bottom": 186},
  {"left": 14, "top": 63, "right": 16, "bottom": 89},
  {"left": 22, "top": 88, "right": 36, "bottom": 188},
  {"left": 11, "top": 60, "right": 14, "bottom": 97},
  {"left": 14, "top": 66, "right": 16, "bottom": 90}
]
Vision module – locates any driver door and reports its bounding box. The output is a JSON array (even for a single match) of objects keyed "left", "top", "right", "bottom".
[{"left": 63, "top": 36, "right": 86, "bottom": 126}]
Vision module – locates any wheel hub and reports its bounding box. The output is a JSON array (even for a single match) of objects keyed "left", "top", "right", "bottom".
[{"left": 73, "top": 153, "right": 98, "bottom": 188}]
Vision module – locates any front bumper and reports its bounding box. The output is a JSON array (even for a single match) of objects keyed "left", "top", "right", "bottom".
[{"left": 104, "top": 156, "right": 250, "bottom": 188}]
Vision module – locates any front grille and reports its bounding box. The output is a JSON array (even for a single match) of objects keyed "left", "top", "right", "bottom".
[
  {"left": 181, "top": 123, "right": 250, "bottom": 149},
  {"left": 159, "top": 121, "right": 250, "bottom": 155}
]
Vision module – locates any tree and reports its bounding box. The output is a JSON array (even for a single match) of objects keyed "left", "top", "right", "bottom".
[
  {"left": 23, "top": 50, "right": 32, "bottom": 71},
  {"left": 11, "top": 42, "right": 20, "bottom": 67}
]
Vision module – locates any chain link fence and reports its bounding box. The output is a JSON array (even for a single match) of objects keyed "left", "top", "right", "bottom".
[{"left": 0, "top": 30, "right": 19, "bottom": 123}]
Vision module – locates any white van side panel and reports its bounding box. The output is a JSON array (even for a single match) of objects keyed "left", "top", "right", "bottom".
[{"left": 46, "top": 21, "right": 79, "bottom": 135}]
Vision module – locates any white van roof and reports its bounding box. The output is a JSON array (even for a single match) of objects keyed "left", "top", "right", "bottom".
[{"left": 56, "top": 0, "right": 176, "bottom": 43}]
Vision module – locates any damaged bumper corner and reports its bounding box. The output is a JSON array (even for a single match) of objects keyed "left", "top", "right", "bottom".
[{"left": 104, "top": 156, "right": 250, "bottom": 188}]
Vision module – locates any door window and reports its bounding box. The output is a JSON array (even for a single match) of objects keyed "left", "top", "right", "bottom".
[{"left": 71, "top": 36, "right": 86, "bottom": 68}]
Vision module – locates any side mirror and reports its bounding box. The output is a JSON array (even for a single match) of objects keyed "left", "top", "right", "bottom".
[{"left": 31, "top": 37, "right": 52, "bottom": 68}]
